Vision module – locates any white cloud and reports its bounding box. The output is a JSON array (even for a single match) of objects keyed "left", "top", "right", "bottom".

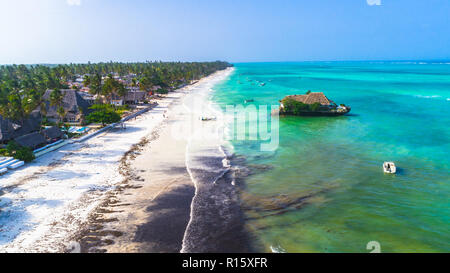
[
  {"left": 67, "top": 0, "right": 82, "bottom": 6},
  {"left": 367, "top": 0, "right": 381, "bottom": 6}
]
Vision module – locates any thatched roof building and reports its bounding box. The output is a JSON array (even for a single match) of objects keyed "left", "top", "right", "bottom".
[
  {"left": 78, "top": 92, "right": 96, "bottom": 104},
  {"left": 111, "top": 91, "right": 148, "bottom": 105},
  {"left": 41, "top": 126, "right": 63, "bottom": 140},
  {"left": 284, "top": 92, "right": 336, "bottom": 106},
  {"left": 0, "top": 115, "right": 17, "bottom": 142},
  {"left": 279, "top": 92, "right": 351, "bottom": 116},
  {"left": 125, "top": 91, "right": 147, "bottom": 104},
  {"left": 43, "top": 89, "right": 91, "bottom": 122},
  {"left": 15, "top": 132, "right": 47, "bottom": 149},
  {"left": 0, "top": 111, "right": 41, "bottom": 143},
  {"left": 13, "top": 110, "right": 42, "bottom": 137}
]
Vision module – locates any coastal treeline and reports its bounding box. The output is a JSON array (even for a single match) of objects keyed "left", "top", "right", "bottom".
[{"left": 0, "top": 61, "right": 231, "bottom": 124}]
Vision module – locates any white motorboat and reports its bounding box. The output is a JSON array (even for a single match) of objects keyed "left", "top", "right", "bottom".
[{"left": 383, "top": 162, "right": 396, "bottom": 174}]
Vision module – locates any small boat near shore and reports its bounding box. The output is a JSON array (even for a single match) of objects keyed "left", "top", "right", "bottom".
[
  {"left": 383, "top": 162, "right": 396, "bottom": 174},
  {"left": 200, "top": 116, "right": 216, "bottom": 121},
  {"left": 244, "top": 99, "right": 254, "bottom": 103}
]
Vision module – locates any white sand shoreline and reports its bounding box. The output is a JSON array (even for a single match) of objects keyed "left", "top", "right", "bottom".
[
  {"left": 75, "top": 67, "right": 235, "bottom": 253},
  {"left": 0, "top": 68, "right": 233, "bottom": 253}
]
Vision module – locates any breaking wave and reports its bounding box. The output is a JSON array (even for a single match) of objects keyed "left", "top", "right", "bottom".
[{"left": 180, "top": 68, "right": 251, "bottom": 253}]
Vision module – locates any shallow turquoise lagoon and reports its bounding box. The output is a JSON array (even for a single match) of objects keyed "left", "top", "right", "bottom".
[{"left": 212, "top": 62, "right": 450, "bottom": 253}]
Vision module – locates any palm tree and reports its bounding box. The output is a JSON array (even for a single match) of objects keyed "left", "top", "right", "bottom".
[
  {"left": 22, "top": 88, "right": 41, "bottom": 116},
  {"left": 139, "top": 76, "right": 152, "bottom": 93},
  {"left": 50, "top": 89, "right": 63, "bottom": 108},
  {"left": 77, "top": 106, "right": 85, "bottom": 125},
  {"left": 102, "top": 74, "right": 117, "bottom": 105},
  {"left": 89, "top": 73, "right": 102, "bottom": 103},
  {"left": 116, "top": 82, "right": 128, "bottom": 104},
  {"left": 2, "top": 91, "right": 25, "bottom": 125},
  {"left": 83, "top": 75, "right": 91, "bottom": 87},
  {"left": 49, "top": 89, "right": 64, "bottom": 124},
  {"left": 39, "top": 101, "right": 47, "bottom": 132},
  {"left": 57, "top": 106, "right": 66, "bottom": 123}
]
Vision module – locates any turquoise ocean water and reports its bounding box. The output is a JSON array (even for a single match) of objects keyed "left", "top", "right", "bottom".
[{"left": 211, "top": 62, "right": 450, "bottom": 253}]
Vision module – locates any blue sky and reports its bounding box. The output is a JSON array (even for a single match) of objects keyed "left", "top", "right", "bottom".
[{"left": 0, "top": 0, "right": 449, "bottom": 64}]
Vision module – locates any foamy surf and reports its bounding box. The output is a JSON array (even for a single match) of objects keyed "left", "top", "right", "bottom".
[
  {"left": 179, "top": 68, "right": 251, "bottom": 253},
  {"left": 181, "top": 141, "right": 249, "bottom": 253},
  {"left": 270, "top": 245, "right": 287, "bottom": 253}
]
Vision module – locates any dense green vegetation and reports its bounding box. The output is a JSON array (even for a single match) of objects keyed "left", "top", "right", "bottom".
[
  {"left": 0, "top": 141, "right": 35, "bottom": 162},
  {"left": 281, "top": 98, "right": 322, "bottom": 114},
  {"left": 86, "top": 104, "right": 122, "bottom": 125},
  {"left": 0, "top": 61, "right": 231, "bottom": 125},
  {"left": 155, "top": 88, "right": 169, "bottom": 94}
]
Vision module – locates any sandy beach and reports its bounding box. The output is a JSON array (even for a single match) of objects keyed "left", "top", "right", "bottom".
[
  {"left": 74, "top": 66, "right": 251, "bottom": 253},
  {"left": 0, "top": 68, "right": 235, "bottom": 253}
]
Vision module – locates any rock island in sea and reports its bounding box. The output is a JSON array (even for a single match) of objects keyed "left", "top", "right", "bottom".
[{"left": 278, "top": 91, "right": 351, "bottom": 116}]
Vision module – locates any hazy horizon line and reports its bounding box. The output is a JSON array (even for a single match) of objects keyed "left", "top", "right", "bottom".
[{"left": 2, "top": 59, "right": 450, "bottom": 66}]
